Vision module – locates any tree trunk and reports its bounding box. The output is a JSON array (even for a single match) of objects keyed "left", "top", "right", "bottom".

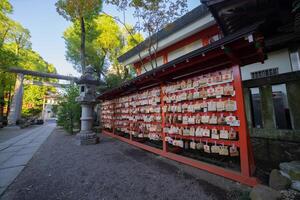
[
  {"left": 80, "top": 16, "right": 86, "bottom": 73},
  {"left": 0, "top": 73, "right": 6, "bottom": 123},
  {"left": 70, "top": 112, "right": 73, "bottom": 135}
]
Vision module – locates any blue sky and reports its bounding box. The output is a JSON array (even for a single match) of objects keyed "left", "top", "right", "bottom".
[{"left": 9, "top": 0, "right": 200, "bottom": 77}]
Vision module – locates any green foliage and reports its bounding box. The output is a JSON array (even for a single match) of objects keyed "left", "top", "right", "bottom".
[
  {"left": 106, "top": 0, "right": 187, "bottom": 71},
  {"left": 7, "top": 22, "right": 31, "bottom": 54},
  {"left": 93, "top": 15, "right": 122, "bottom": 52},
  {"left": 0, "top": 0, "right": 57, "bottom": 121},
  {"left": 0, "top": 45, "right": 18, "bottom": 70},
  {"left": 63, "top": 13, "right": 143, "bottom": 89},
  {"left": 56, "top": 0, "right": 103, "bottom": 72},
  {"left": 16, "top": 49, "right": 58, "bottom": 117},
  {"left": 56, "top": 0, "right": 102, "bottom": 21},
  {"left": 106, "top": 0, "right": 188, "bottom": 34},
  {"left": 63, "top": 19, "right": 104, "bottom": 74},
  {"left": 103, "top": 25, "right": 143, "bottom": 89},
  {"left": 56, "top": 85, "right": 81, "bottom": 134},
  {"left": 22, "top": 85, "right": 46, "bottom": 117},
  {"left": 0, "top": 0, "right": 13, "bottom": 21}
]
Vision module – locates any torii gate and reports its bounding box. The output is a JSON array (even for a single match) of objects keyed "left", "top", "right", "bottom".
[
  {"left": 6, "top": 67, "right": 78, "bottom": 125},
  {"left": 6, "top": 66, "right": 105, "bottom": 145}
]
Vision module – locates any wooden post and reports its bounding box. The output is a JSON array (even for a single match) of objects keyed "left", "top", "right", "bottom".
[
  {"left": 160, "top": 84, "right": 167, "bottom": 152},
  {"left": 232, "top": 65, "right": 255, "bottom": 177}
]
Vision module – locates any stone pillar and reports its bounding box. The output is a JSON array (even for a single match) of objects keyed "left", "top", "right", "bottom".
[
  {"left": 8, "top": 73, "right": 24, "bottom": 125},
  {"left": 286, "top": 80, "right": 300, "bottom": 129},
  {"left": 80, "top": 104, "right": 93, "bottom": 133},
  {"left": 243, "top": 88, "right": 253, "bottom": 129},
  {"left": 76, "top": 66, "right": 99, "bottom": 145},
  {"left": 260, "top": 85, "right": 276, "bottom": 129}
]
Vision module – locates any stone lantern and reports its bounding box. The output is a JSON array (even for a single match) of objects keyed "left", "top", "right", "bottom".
[{"left": 76, "top": 66, "right": 99, "bottom": 145}]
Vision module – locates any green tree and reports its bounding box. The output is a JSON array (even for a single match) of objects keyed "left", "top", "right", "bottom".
[
  {"left": 104, "top": 25, "right": 143, "bottom": 88},
  {"left": 19, "top": 50, "right": 58, "bottom": 117},
  {"left": 8, "top": 22, "right": 31, "bottom": 55},
  {"left": 56, "top": 85, "right": 81, "bottom": 134},
  {"left": 0, "top": 0, "right": 13, "bottom": 47},
  {"left": 56, "top": 0, "right": 103, "bottom": 72},
  {"left": 0, "top": 0, "right": 12, "bottom": 21},
  {"left": 63, "top": 14, "right": 143, "bottom": 88},
  {"left": 106, "top": 0, "right": 187, "bottom": 71},
  {"left": 63, "top": 19, "right": 105, "bottom": 76},
  {"left": 0, "top": 0, "right": 17, "bottom": 122},
  {"left": 0, "top": 0, "right": 58, "bottom": 124}
]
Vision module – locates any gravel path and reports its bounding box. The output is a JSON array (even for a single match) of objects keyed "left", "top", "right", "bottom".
[{"left": 1, "top": 128, "right": 230, "bottom": 200}]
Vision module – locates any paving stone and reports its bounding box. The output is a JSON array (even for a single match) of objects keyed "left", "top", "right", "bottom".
[
  {"left": 15, "top": 146, "right": 39, "bottom": 156},
  {"left": 0, "top": 166, "right": 24, "bottom": 187},
  {"left": 0, "top": 144, "right": 10, "bottom": 151},
  {"left": 0, "top": 186, "right": 6, "bottom": 196},
  {"left": 0, "top": 153, "right": 33, "bottom": 169},
  {"left": 0, "top": 123, "right": 55, "bottom": 196},
  {"left": 0, "top": 152, "right": 15, "bottom": 164},
  {"left": 1, "top": 146, "right": 23, "bottom": 153},
  {"left": 13, "top": 141, "right": 32, "bottom": 146}
]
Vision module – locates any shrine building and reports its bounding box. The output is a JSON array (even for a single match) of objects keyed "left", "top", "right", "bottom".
[{"left": 98, "top": 0, "right": 299, "bottom": 186}]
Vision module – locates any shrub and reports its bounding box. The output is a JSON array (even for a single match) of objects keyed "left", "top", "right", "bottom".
[{"left": 57, "top": 85, "right": 81, "bottom": 134}]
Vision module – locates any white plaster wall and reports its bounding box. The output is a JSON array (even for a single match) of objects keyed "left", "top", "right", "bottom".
[
  {"left": 156, "top": 56, "right": 164, "bottom": 66},
  {"left": 140, "top": 39, "right": 204, "bottom": 74},
  {"left": 168, "top": 46, "right": 185, "bottom": 62},
  {"left": 141, "top": 62, "right": 153, "bottom": 74},
  {"left": 123, "top": 14, "right": 215, "bottom": 66},
  {"left": 241, "top": 48, "right": 292, "bottom": 81},
  {"left": 168, "top": 40, "right": 203, "bottom": 62},
  {"left": 141, "top": 56, "right": 164, "bottom": 73}
]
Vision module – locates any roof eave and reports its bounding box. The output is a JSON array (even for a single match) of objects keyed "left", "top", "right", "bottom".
[{"left": 117, "top": 5, "right": 209, "bottom": 63}]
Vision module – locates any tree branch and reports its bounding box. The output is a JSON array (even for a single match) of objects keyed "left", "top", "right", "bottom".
[{"left": 100, "top": 11, "right": 148, "bottom": 74}]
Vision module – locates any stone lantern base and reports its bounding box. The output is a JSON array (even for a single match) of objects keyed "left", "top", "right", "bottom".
[
  {"left": 76, "top": 131, "right": 99, "bottom": 145},
  {"left": 76, "top": 103, "right": 99, "bottom": 145}
]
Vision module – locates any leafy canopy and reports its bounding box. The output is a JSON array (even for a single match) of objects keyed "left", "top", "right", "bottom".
[
  {"left": 63, "top": 18, "right": 107, "bottom": 74},
  {"left": 0, "top": 0, "right": 13, "bottom": 21},
  {"left": 56, "top": 0, "right": 103, "bottom": 21},
  {"left": 0, "top": 0, "right": 58, "bottom": 119},
  {"left": 63, "top": 14, "right": 143, "bottom": 78}
]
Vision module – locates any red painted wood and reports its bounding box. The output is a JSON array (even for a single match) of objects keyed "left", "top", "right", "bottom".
[
  {"left": 163, "top": 54, "right": 168, "bottom": 65},
  {"left": 232, "top": 65, "right": 254, "bottom": 177},
  {"left": 166, "top": 134, "right": 240, "bottom": 147},
  {"left": 160, "top": 84, "right": 167, "bottom": 152}
]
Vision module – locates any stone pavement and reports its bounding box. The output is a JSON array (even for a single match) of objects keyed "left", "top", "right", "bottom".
[
  {"left": 0, "top": 122, "right": 56, "bottom": 196},
  {"left": 0, "top": 125, "right": 41, "bottom": 143}
]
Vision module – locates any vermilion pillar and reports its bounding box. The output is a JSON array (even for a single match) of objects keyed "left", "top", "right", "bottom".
[{"left": 232, "top": 65, "right": 255, "bottom": 177}]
